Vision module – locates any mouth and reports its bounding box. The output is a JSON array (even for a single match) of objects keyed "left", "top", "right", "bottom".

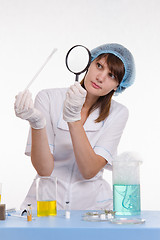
[{"left": 91, "top": 81, "right": 101, "bottom": 89}]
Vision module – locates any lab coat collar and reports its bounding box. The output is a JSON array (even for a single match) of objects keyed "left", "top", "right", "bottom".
[{"left": 57, "top": 108, "right": 104, "bottom": 132}]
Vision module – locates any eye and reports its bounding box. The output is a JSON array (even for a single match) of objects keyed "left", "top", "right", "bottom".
[
  {"left": 109, "top": 72, "right": 116, "bottom": 80},
  {"left": 96, "top": 62, "right": 103, "bottom": 69}
]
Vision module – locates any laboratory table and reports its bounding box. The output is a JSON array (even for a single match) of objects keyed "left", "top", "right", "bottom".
[{"left": 0, "top": 211, "right": 160, "bottom": 240}]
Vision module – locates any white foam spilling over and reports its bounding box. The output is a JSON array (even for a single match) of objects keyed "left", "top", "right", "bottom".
[{"left": 112, "top": 152, "right": 143, "bottom": 185}]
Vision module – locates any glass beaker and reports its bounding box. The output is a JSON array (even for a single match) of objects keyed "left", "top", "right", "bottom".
[
  {"left": 0, "top": 183, "right": 2, "bottom": 203},
  {"left": 36, "top": 176, "right": 57, "bottom": 217},
  {"left": 112, "top": 153, "right": 142, "bottom": 216}
]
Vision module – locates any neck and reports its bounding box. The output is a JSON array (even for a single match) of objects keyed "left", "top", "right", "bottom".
[
  {"left": 83, "top": 93, "right": 99, "bottom": 110},
  {"left": 81, "top": 93, "right": 99, "bottom": 125}
]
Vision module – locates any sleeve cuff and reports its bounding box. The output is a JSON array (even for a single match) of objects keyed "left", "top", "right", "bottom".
[{"left": 94, "top": 146, "right": 113, "bottom": 171}]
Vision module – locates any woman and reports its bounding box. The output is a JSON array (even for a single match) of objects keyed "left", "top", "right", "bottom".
[{"left": 14, "top": 43, "right": 135, "bottom": 210}]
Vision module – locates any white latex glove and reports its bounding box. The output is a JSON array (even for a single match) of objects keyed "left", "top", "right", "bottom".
[
  {"left": 14, "top": 90, "right": 46, "bottom": 129},
  {"left": 63, "top": 82, "right": 87, "bottom": 122}
]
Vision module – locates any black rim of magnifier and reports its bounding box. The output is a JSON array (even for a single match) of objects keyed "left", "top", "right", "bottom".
[{"left": 65, "top": 45, "right": 91, "bottom": 75}]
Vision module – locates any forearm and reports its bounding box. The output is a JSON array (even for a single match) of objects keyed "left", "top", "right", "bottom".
[
  {"left": 31, "top": 128, "right": 54, "bottom": 176},
  {"left": 68, "top": 121, "right": 107, "bottom": 179}
]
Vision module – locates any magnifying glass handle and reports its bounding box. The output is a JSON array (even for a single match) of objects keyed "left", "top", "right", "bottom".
[{"left": 75, "top": 75, "right": 79, "bottom": 82}]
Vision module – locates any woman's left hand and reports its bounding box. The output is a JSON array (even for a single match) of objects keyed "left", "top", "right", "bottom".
[{"left": 63, "top": 82, "right": 87, "bottom": 122}]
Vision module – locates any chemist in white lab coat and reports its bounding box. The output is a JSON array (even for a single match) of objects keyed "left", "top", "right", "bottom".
[{"left": 14, "top": 43, "right": 135, "bottom": 210}]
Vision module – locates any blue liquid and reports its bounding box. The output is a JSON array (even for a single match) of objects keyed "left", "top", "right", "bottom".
[{"left": 113, "top": 184, "right": 141, "bottom": 216}]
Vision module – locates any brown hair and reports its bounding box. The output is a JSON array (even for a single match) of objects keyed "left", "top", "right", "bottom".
[{"left": 81, "top": 53, "right": 125, "bottom": 123}]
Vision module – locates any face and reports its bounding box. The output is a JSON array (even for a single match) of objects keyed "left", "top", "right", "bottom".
[{"left": 84, "top": 57, "right": 119, "bottom": 97}]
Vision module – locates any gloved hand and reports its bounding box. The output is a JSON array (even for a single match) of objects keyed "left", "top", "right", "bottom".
[
  {"left": 63, "top": 82, "right": 87, "bottom": 122},
  {"left": 14, "top": 90, "right": 46, "bottom": 129}
]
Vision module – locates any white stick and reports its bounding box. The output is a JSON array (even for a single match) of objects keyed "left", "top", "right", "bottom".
[{"left": 25, "top": 48, "right": 57, "bottom": 90}]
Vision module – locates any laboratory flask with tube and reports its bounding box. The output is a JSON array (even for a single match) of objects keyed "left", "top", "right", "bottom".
[
  {"left": 112, "top": 152, "right": 142, "bottom": 216},
  {"left": 36, "top": 176, "right": 57, "bottom": 217}
]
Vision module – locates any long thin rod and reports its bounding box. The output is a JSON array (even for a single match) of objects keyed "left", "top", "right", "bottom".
[{"left": 25, "top": 48, "right": 57, "bottom": 90}]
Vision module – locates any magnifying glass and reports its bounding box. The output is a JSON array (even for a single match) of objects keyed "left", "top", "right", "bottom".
[{"left": 65, "top": 45, "right": 91, "bottom": 81}]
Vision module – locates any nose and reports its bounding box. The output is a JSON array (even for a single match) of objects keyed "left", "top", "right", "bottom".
[{"left": 96, "top": 71, "right": 106, "bottom": 83}]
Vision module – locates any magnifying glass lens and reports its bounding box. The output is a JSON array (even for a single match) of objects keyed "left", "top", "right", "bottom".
[
  {"left": 66, "top": 45, "right": 91, "bottom": 80},
  {"left": 67, "top": 46, "right": 90, "bottom": 73}
]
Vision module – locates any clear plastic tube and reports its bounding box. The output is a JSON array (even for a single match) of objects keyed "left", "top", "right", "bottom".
[{"left": 25, "top": 48, "right": 57, "bottom": 90}]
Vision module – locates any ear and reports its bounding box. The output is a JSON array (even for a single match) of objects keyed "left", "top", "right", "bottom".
[
  {"left": 113, "top": 86, "right": 118, "bottom": 91},
  {"left": 114, "top": 84, "right": 119, "bottom": 91}
]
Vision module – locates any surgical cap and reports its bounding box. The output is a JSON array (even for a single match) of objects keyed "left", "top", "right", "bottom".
[{"left": 91, "top": 43, "right": 135, "bottom": 94}]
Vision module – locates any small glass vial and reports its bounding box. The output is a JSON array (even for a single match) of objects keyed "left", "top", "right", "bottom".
[
  {"left": 27, "top": 204, "right": 32, "bottom": 222},
  {"left": 65, "top": 202, "right": 70, "bottom": 219}
]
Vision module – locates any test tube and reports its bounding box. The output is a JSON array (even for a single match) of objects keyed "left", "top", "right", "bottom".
[
  {"left": 27, "top": 204, "right": 32, "bottom": 222},
  {"left": 65, "top": 202, "right": 70, "bottom": 219}
]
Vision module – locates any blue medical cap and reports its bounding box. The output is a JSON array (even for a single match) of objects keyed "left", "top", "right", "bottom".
[{"left": 91, "top": 43, "right": 135, "bottom": 94}]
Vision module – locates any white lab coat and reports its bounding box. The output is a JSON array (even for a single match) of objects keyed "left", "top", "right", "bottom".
[{"left": 21, "top": 88, "right": 129, "bottom": 210}]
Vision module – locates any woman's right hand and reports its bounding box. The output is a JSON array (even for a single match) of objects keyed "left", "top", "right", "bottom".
[
  {"left": 63, "top": 82, "right": 87, "bottom": 122},
  {"left": 14, "top": 90, "right": 46, "bottom": 129}
]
